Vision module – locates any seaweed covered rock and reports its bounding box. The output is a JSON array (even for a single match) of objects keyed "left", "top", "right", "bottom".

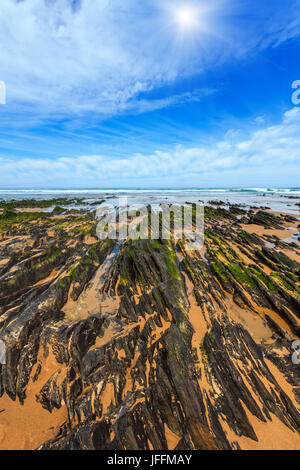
[{"left": 0, "top": 200, "right": 299, "bottom": 450}]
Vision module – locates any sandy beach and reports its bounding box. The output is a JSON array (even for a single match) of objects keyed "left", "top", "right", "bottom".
[{"left": 0, "top": 194, "right": 299, "bottom": 450}]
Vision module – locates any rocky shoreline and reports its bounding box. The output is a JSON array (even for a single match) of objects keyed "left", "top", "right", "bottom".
[{"left": 0, "top": 198, "right": 299, "bottom": 450}]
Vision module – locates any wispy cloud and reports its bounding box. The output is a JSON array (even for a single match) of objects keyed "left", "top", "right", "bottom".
[
  {"left": 0, "top": 0, "right": 299, "bottom": 188},
  {"left": 0, "top": 0, "right": 299, "bottom": 121},
  {"left": 1, "top": 107, "right": 299, "bottom": 188}
]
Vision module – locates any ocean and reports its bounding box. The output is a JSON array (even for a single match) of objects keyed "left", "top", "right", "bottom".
[{"left": 0, "top": 188, "right": 299, "bottom": 213}]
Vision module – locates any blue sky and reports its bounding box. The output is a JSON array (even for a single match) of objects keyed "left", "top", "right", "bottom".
[{"left": 0, "top": 0, "right": 299, "bottom": 189}]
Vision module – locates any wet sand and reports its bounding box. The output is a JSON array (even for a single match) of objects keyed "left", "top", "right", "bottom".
[{"left": 0, "top": 348, "right": 67, "bottom": 450}]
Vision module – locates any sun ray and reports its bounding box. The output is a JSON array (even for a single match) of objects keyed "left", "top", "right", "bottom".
[{"left": 174, "top": 6, "right": 199, "bottom": 29}]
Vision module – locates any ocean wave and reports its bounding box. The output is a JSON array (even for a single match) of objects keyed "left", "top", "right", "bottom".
[{"left": 0, "top": 188, "right": 299, "bottom": 196}]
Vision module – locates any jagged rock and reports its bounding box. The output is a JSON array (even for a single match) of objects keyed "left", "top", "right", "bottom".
[{"left": 0, "top": 201, "right": 299, "bottom": 450}]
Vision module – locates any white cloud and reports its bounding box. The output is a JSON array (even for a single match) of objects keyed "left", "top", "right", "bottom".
[
  {"left": 0, "top": 0, "right": 214, "bottom": 118},
  {"left": 254, "top": 116, "right": 265, "bottom": 125},
  {"left": 0, "top": 0, "right": 299, "bottom": 119},
  {"left": 1, "top": 107, "right": 299, "bottom": 187}
]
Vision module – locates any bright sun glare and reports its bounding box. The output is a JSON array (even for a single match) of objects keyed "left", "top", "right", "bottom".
[{"left": 174, "top": 6, "right": 198, "bottom": 29}]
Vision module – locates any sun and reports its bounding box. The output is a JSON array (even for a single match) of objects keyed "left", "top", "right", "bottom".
[{"left": 174, "top": 6, "right": 198, "bottom": 29}]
